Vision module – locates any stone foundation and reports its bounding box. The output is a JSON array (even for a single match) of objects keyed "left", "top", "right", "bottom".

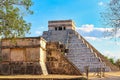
[{"left": 0, "top": 62, "right": 42, "bottom": 75}]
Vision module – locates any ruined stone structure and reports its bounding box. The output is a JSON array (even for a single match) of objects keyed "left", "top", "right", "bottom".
[
  {"left": 0, "top": 37, "right": 81, "bottom": 75},
  {"left": 0, "top": 37, "right": 46, "bottom": 75},
  {"left": 0, "top": 20, "right": 119, "bottom": 79},
  {"left": 42, "top": 20, "right": 119, "bottom": 72},
  {"left": 46, "top": 42, "right": 81, "bottom": 75}
]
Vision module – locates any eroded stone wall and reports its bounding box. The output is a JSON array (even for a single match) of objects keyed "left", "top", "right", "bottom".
[
  {"left": 0, "top": 37, "right": 46, "bottom": 75},
  {"left": 46, "top": 42, "right": 82, "bottom": 75}
]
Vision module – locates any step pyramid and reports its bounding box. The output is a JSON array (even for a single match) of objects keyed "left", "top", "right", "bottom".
[{"left": 42, "top": 20, "right": 119, "bottom": 72}]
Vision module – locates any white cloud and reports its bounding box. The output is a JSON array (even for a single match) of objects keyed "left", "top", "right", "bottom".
[
  {"left": 84, "top": 36, "right": 116, "bottom": 41},
  {"left": 78, "top": 24, "right": 94, "bottom": 32},
  {"left": 103, "top": 51, "right": 115, "bottom": 58},
  {"left": 116, "top": 42, "right": 120, "bottom": 46},
  {"left": 77, "top": 24, "right": 113, "bottom": 33},
  {"left": 94, "top": 28, "right": 112, "bottom": 32},
  {"left": 98, "top": 1, "right": 104, "bottom": 6},
  {"left": 40, "top": 26, "right": 44, "bottom": 29},
  {"left": 77, "top": 24, "right": 120, "bottom": 43},
  {"left": 34, "top": 26, "right": 45, "bottom": 36},
  {"left": 35, "top": 31, "right": 42, "bottom": 35},
  {"left": 84, "top": 36, "right": 100, "bottom": 41},
  {"left": 103, "top": 50, "right": 120, "bottom": 60},
  {"left": 116, "top": 29, "right": 120, "bottom": 37},
  {"left": 84, "top": 36, "right": 111, "bottom": 41},
  {"left": 104, "top": 28, "right": 120, "bottom": 38}
]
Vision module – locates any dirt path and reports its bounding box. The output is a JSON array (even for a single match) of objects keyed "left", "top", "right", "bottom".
[
  {"left": 91, "top": 76, "right": 120, "bottom": 80},
  {"left": 0, "top": 75, "right": 83, "bottom": 79},
  {"left": 89, "top": 71, "right": 120, "bottom": 80}
]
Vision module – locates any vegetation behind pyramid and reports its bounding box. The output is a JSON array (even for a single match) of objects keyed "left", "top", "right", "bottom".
[{"left": 42, "top": 20, "right": 119, "bottom": 72}]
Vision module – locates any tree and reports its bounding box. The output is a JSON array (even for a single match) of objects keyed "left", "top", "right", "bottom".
[
  {"left": 101, "top": 0, "right": 120, "bottom": 38},
  {"left": 104, "top": 55, "right": 115, "bottom": 64},
  {"left": 115, "top": 59, "right": 120, "bottom": 70},
  {"left": 109, "top": 58, "right": 115, "bottom": 65},
  {"left": 0, "top": 0, "right": 33, "bottom": 38}
]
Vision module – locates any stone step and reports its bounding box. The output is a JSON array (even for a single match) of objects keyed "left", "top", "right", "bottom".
[
  {"left": 69, "top": 48, "right": 91, "bottom": 50},
  {"left": 77, "top": 65, "right": 106, "bottom": 69},
  {"left": 67, "top": 55, "right": 96, "bottom": 59},
  {"left": 68, "top": 42, "right": 84, "bottom": 44},
  {"left": 68, "top": 51, "right": 92, "bottom": 54},
  {"left": 75, "top": 63, "right": 105, "bottom": 67},
  {"left": 68, "top": 39, "right": 83, "bottom": 43},
  {"left": 69, "top": 51, "right": 92, "bottom": 54},
  {"left": 68, "top": 49, "right": 92, "bottom": 52},
  {"left": 67, "top": 50, "right": 94, "bottom": 53},
  {"left": 69, "top": 53, "right": 94, "bottom": 55},
  {"left": 68, "top": 45, "right": 87, "bottom": 48},
  {"left": 68, "top": 51, "right": 94, "bottom": 54},
  {"left": 66, "top": 52, "right": 96, "bottom": 57},
  {"left": 68, "top": 43, "right": 86, "bottom": 45},
  {"left": 67, "top": 58, "right": 100, "bottom": 63},
  {"left": 71, "top": 61, "right": 105, "bottom": 65}
]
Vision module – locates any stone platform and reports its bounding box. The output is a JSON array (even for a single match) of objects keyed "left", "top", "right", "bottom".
[{"left": 0, "top": 75, "right": 86, "bottom": 80}]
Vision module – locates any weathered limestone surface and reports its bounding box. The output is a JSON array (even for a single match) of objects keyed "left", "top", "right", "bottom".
[
  {"left": 46, "top": 42, "right": 81, "bottom": 75},
  {"left": 42, "top": 20, "right": 119, "bottom": 72},
  {"left": 0, "top": 37, "right": 46, "bottom": 75},
  {"left": 48, "top": 20, "right": 76, "bottom": 30}
]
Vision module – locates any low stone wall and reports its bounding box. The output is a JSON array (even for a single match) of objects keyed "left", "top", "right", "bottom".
[
  {"left": 0, "top": 62, "right": 42, "bottom": 75},
  {"left": 0, "top": 37, "right": 46, "bottom": 75}
]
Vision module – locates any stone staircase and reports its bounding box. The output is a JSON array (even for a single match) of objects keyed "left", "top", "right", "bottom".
[{"left": 66, "top": 30, "right": 119, "bottom": 72}]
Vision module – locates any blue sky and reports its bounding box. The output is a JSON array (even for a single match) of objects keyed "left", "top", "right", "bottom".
[{"left": 25, "top": 0, "right": 120, "bottom": 60}]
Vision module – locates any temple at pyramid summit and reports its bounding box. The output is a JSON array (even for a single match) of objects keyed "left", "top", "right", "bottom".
[{"left": 42, "top": 20, "right": 118, "bottom": 72}]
